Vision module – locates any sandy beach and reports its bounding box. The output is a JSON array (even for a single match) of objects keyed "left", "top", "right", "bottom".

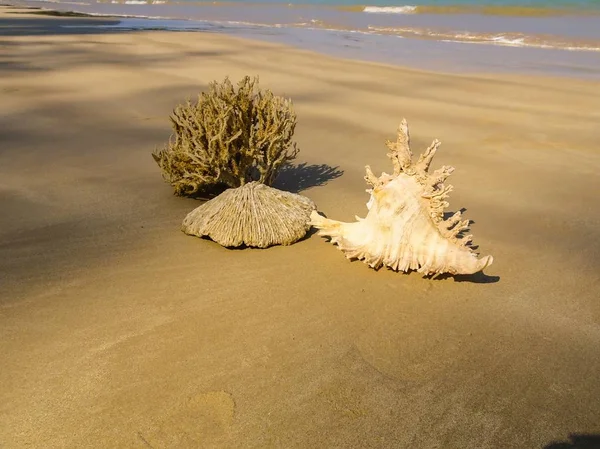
[{"left": 1, "top": 6, "right": 600, "bottom": 448}]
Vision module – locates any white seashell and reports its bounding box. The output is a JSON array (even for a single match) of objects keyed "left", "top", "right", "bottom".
[
  {"left": 182, "top": 181, "right": 316, "bottom": 248},
  {"left": 310, "top": 119, "right": 493, "bottom": 276}
]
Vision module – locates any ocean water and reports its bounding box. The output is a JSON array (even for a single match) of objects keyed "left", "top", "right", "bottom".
[{"left": 8, "top": 0, "right": 600, "bottom": 77}]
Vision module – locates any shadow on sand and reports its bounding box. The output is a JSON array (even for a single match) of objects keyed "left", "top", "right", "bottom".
[
  {"left": 181, "top": 162, "right": 344, "bottom": 201},
  {"left": 544, "top": 434, "right": 600, "bottom": 449},
  {"left": 273, "top": 162, "right": 344, "bottom": 193},
  {"left": 434, "top": 271, "right": 499, "bottom": 284}
]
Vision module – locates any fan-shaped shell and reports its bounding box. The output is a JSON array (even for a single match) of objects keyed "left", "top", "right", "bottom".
[
  {"left": 182, "top": 181, "right": 316, "bottom": 248},
  {"left": 309, "top": 119, "right": 493, "bottom": 276}
]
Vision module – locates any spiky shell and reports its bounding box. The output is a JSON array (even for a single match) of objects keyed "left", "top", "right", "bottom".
[
  {"left": 309, "top": 119, "right": 493, "bottom": 276},
  {"left": 182, "top": 181, "right": 316, "bottom": 248}
]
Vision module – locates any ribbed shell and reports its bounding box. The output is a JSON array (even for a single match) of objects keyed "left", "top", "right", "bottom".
[
  {"left": 309, "top": 119, "right": 493, "bottom": 276},
  {"left": 182, "top": 181, "right": 316, "bottom": 248},
  {"left": 310, "top": 175, "right": 493, "bottom": 275}
]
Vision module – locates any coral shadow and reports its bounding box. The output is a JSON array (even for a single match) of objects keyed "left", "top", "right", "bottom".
[
  {"left": 273, "top": 163, "right": 344, "bottom": 193},
  {"left": 180, "top": 163, "right": 343, "bottom": 200}
]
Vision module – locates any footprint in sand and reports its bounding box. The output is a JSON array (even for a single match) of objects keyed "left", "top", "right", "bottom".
[{"left": 141, "top": 391, "right": 235, "bottom": 448}]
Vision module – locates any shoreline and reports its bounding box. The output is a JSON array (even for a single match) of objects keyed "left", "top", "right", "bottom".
[
  {"left": 3, "top": 4, "right": 600, "bottom": 86},
  {"left": 5, "top": 0, "right": 600, "bottom": 79},
  {"left": 1, "top": 7, "right": 599, "bottom": 449}
]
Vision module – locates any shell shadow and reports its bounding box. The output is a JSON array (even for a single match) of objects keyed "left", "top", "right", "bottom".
[
  {"left": 434, "top": 207, "right": 499, "bottom": 283},
  {"left": 348, "top": 263, "right": 499, "bottom": 283},
  {"left": 432, "top": 271, "right": 500, "bottom": 284},
  {"left": 443, "top": 208, "right": 478, "bottom": 249},
  {"left": 273, "top": 163, "right": 344, "bottom": 193}
]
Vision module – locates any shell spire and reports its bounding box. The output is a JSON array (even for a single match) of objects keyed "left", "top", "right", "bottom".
[
  {"left": 310, "top": 119, "right": 493, "bottom": 276},
  {"left": 386, "top": 119, "right": 412, "bottom": 175}
]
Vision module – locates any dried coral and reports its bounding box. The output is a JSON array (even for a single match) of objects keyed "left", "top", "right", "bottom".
[
  {"left": 310, "top": 119, "right": 493, "bottom": 276},
  {"left": 152, "top": 76, "right": 298, "bottom": 196}
]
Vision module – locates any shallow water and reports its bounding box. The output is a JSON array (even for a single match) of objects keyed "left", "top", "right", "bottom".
[{"left": 8, "top": 0, "right": 600, "bottom": 78}]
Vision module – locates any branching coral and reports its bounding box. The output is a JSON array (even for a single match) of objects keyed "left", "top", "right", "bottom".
[{"left": 152, "top": 76, "right": 299, "bottom": 196}]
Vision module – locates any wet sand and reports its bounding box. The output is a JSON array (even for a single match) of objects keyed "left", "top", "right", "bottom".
[{"left": 1, "top": 7, "right": 599, "bottom": 449}]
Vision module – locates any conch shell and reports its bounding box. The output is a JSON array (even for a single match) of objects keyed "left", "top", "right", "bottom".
[{"left": 310, "top": 119, "right": 493, "bottom": 276}]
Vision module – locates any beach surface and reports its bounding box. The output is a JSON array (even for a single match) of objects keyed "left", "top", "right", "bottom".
[
  {"left": 7, "top": 0, "right": 600, "bottom": 79},
  {"left": 1, "top": 7, "right": 599, "bottom": 448}
]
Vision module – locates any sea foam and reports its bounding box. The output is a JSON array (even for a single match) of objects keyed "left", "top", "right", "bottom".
[{"left": 363, "top": 5, "right": 417, "bottom": 14}]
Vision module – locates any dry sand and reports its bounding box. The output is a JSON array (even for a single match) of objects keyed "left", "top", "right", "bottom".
[{"left": 1, "top": 6, "right": 599, "bottom": 449}]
